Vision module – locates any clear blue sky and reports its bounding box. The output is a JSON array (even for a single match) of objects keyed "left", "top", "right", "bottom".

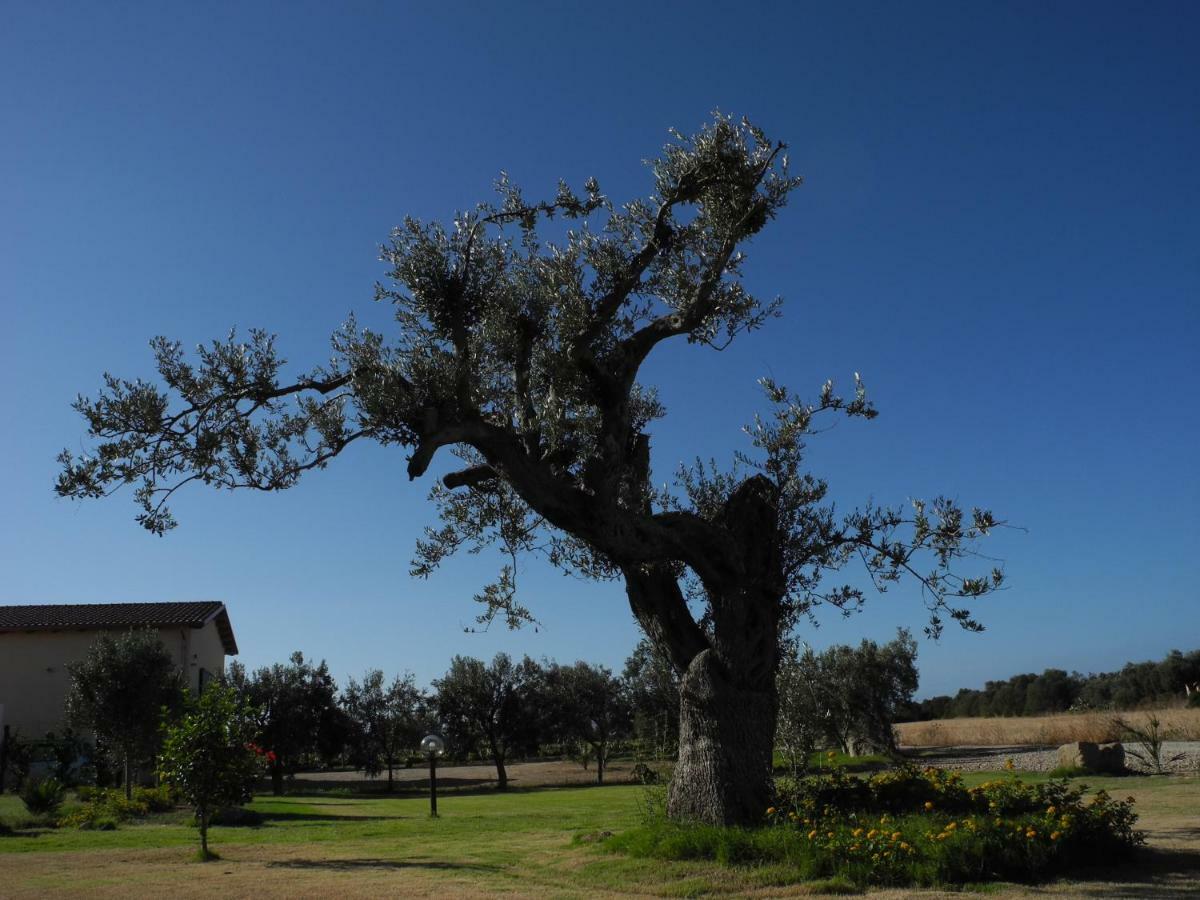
[{"left": 2, "top": 1, "right": 1196, "bottom": 699}]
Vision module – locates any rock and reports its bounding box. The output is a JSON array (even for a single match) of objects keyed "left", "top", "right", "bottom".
[
  {"left": 1057, "top": 741, "right": 1125, "bottom": 774},
  {"left": 1096, "top": 742, "right": 1126, "bottom": 773}
]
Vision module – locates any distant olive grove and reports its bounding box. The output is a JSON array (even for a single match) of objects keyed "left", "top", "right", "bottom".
[
  {"left": 222, "top": 641, "right": 678, "bottom": 792},
  {"left": 903, "top": 648, "right": 1200, "bottom": 720}
]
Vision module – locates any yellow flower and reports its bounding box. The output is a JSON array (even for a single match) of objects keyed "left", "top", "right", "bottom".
[
  {"left": 946, "top": 821, "right": 957, "bottom": 831},
  {"left": 852, "top": 828, "right": 863, "bottom": 837},
  {"left": 867, "top": 829, "right": 878, "bottom": 839},
  {"left": 936, "top": 832, "right": 948, "bottom": 841},
  {"left": 924, "top": 801, "right": 934, "bottom": 811},
  {"left": 1050, "top": 831, "right": 1061, "bottom": 841},
  {"left": 1046, "top": 805, "right": 1057, "bottom": 816},
  {"left": 1026, "top": 830, "right": 1037, "bottom": 839},
  {"left": 900, "top": 841, "right": 911, "bottom": 851},
  {"left": 827, "top": 750, "right": 837, "bottom": 759},
  {"left": 1005, "top": 758, "right": 1016, "bottom": 771},
  {"left": 850, "top": 843, "right": 860, "bottom": 852},
  {"left": 827, "top": 831, "right": 835, "bottom": 839},
  {"left": 808, "top": 830, "right": 818, "bottom": 840},
  {"left": 766, "top": 807, "right": 776, "bottom": 815},
  {"left": 891, "top": 831, "right": 902, "bottom": 841}
]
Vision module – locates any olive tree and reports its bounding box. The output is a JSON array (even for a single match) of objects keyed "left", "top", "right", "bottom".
[
  {"left": 227, "top": 652, "right": 341, "bottom": 795},
  {"left": 66, "top": 629, "right": 184, "bottom": 798},
  {"left": 57, "top": 115, "right": 1001, "bottom": 825},
  {"left": 433, "top": 654, "right": 542, "bottom": 790},
  {"left": 543, "top": 660, "right": 631, "bottom": 784},
  {"left": 777, "top": 630, "right": 920, "bottom": 760},
  {"left": 341, "top": 670, "right": 426, "bottom": 792}
]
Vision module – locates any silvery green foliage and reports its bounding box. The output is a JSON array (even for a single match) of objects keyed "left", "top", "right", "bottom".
[
  {"left": 58, "top": 114, "right": 999, "bottom": 637},
  {"left": 776, "top": 630, "right": 920, "bottom": 759}
]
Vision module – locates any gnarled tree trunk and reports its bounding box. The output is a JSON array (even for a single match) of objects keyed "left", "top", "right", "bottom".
[
  {"left": 626, "top": 476, "right": 783, "bottom": 827},
  {"left": 668, "top": 648, "right": 777, "bottom": 824}
]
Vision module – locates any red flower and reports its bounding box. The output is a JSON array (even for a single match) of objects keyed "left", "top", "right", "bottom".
[{"left": 266, "top": 750, "right": 278, "bottom": 764}]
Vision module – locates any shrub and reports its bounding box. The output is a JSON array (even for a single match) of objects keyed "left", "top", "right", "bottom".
[
  {"left": 20, "top": 776, "right": 66, "bottom": 816},
  {"left": 132, "top": 784, "right": 178, "bottom": 812},
  {"left": 611, "top": 763, "right": 1144, "bottom": 888},
  {"left": 57, "top": 786, "right": 160, "bottom": 829},
  {"left": 58, "top": 804, "right": 121, "bottom": 830},
  {"left": 631, "top": 763, "right": 660, "bottom": 785}
]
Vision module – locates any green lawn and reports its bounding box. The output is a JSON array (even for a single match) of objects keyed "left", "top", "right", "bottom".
[{"left": 2, "top": 775, "right": 1198, "bottom": 898}]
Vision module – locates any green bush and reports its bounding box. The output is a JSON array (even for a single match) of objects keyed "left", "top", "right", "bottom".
[
  {"left": 57, "top": 787, "right": 154, "bottom": 829},
  {"left": 611, "top": 764, "right": 1144, "bottom": 887},
  {"left": 58, "top": 806, "right": 119, "bottom": 831},
  {"left": 132, "top": 784, "right": 179, "bottom": 812},
  {"left": 20, "top": 776, "right": 66, "bottom": 816}
]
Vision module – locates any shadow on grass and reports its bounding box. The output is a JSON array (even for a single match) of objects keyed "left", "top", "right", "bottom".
[
  {"left": 276, "top": 781, "right": 628, "bottom": 802},
  {"left": 1049, "top": 846, "right": 1200, "bottom": 898},
  {"left": 252, "top": 811, "right": 408, "bottom": 824},
  {"left": 266, "top": 858, "right": 500, "bottom": 873}
]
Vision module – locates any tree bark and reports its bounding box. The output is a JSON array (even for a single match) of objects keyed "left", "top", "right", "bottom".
[
  {"left": 630, "top": 475, "right": 784, "bottom": 827},
  {"left": 667, "top": 649, "right": 777, "bottom": 825},
  {"left": 494, "top": 755, "right": 508, "bottom": 790},
  {"left": 123, "top": 755, "right": 132, "bottom": 801}
]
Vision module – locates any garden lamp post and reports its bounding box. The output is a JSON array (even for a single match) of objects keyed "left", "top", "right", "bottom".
[{"left": 421, "top": 734, "right": 446, "bottom": 817}]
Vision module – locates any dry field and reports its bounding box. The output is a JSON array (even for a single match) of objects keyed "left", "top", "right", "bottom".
[{"left": 896, "top": 708, "right": 1200, "bottom": 748}]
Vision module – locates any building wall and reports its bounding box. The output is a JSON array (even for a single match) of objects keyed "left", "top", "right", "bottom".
[{"left": 0, "top": 624, "right": 227, "bottom": 738}]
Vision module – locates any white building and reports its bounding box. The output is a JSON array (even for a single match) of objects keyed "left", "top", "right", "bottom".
[{"left": 0, "top": 601, "right": 238, "bottom": 739}]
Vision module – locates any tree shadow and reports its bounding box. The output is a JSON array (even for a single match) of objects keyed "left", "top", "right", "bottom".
[
  {"left": 1053, "top": 846, "right": 1200, "bottom": 898},
  {"left": 253, "top": 810, "right": 408, "bottom": 823},
  {"left": 266, "top": 858, "right": 500, "bottom": 873}
]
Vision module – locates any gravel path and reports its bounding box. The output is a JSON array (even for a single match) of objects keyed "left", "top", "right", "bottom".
[{"left": 905, "top": 741, "right": 1200, "bottom": 774}]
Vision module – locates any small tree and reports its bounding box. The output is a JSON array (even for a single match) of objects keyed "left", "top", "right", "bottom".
[
  {"left": 433, "top": 654, "right": 541, "bottom": 790},
  {"left": 777, "top": 630, "right": 919, "bottom": 758},
  {"left": 775, "top": 647, "right": 824, "bottom": 778},
  {"left": 66, "top": 629, "right": 185, "bottom": 798},
  {"left": 158, "top": 684, "right": 262, "bottom": 860},
  {"left": 341, "top": 670, "right": 425, "bottom": 791},
  {"left": 622, "top": 638, "right": 681, "bottom": 759},
  {"left": 228, "top": 652, "right": 340, "bottom": 794},
  {"left": 544, "top": 661, "right": 631, "bottom": 784}
]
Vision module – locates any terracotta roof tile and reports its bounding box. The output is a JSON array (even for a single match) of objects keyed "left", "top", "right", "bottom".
[{"left": 0, "top": 602, "right": 238, "bottom": 655}]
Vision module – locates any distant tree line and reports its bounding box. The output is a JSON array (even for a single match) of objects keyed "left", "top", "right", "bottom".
[
  {"left": 902, "top": 648, "right": 1200, "bottom": 720},
  {"left": 223, "top": 641, "right": 681, "bottom": 793}
]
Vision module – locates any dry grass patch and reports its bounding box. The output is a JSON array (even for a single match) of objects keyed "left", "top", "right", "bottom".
[{"left": 897, "top": 708, "right": 1200, "bottom": 748}]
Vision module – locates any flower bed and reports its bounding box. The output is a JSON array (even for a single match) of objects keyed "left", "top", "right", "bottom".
[{"left": 608, "top": 763, "right": 1143, "bottom": 887}]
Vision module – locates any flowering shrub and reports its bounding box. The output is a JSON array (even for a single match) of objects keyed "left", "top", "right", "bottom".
[
  {"left": 612, "top": 763, "right": 1143, "bottom": 887},
  {"left": 765, "top": 764, "right": 1143, "bottom": 884},
  {"left": 58, "top": 788, "right": 150, "bottom": 829}
]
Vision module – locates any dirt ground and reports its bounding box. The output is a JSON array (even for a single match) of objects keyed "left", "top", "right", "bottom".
[{"left": 291, "top": 756, "right": 641, "bottom": 791}]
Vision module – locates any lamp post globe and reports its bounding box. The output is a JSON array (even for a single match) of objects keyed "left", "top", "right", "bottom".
[{"left": 421, "top": 734, "right": 446, "bottom": 757}]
